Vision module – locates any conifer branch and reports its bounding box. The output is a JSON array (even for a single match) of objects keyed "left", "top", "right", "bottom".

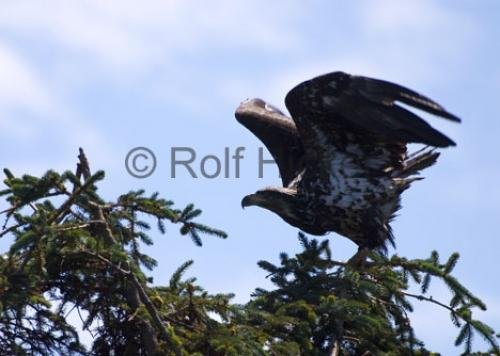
[
  {"left": 1, "top": 150, "right": 497, "bottom": 355},
  {"left": 401, "top": 291, "right": 456, "bottom": 315}
]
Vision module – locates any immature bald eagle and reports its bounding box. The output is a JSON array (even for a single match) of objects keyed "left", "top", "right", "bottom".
[{"left": 236, "top": 71, "right": 460, "bottom": 251}]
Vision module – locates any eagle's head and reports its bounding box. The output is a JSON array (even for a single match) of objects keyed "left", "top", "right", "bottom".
[
  {"left": 241, "top": 188, "right": 301, "bottom": 226},
  {"left": 241, "top": 188, "right": 289, "bottom": 208},
  {"left": 241, "top": 187, "right": 325, "bottom": 235}
]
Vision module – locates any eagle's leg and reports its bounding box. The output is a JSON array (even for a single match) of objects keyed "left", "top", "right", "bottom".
[
  {"left": 330, "top": 246, "right": 370, "bottom": 355},
  {"left": 347, "top": 246, "right": 370, "bottom": 268}
]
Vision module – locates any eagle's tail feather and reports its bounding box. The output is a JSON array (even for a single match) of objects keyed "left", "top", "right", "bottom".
[{"left": 397, "top": 148, "right": 440, "bottom": 178}]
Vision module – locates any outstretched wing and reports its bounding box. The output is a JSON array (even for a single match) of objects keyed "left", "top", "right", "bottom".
[
  {"left": 285, "top": 71, "right": 460, "bottom": 151},
  {"left": 235, "top": 98, "right": 305, "bottom": 187}
]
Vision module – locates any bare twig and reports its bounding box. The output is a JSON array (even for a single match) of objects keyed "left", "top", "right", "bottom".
[
  {"left": 0, "top": 223, "right": 24, "bottom": 238},
  {"left": 401, "top": 291, "right": 456, "bottom": 315}
]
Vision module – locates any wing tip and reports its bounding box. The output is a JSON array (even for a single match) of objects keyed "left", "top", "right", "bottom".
[
  {"left": 432, "top": 136, "right": 456, "bottom": 148},
  {"left": 439, "top": 111, "right": 461, "bottom": 123}
]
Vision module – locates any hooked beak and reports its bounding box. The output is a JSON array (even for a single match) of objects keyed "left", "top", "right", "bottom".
[{"left": 241, "top": 194, "right": 256, "bottom": 209}]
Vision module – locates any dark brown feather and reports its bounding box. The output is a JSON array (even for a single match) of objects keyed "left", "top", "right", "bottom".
[
  {"left": 285, "top": 71, "right": 459, "bottom": 148},
  {"left": 235, "top": 98, "right": 305, "bottom": 186}
]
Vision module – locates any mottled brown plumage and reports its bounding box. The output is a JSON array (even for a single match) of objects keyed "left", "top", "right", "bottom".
[{"left": 236, "top": 71, "right": 460, "bottom": 251}]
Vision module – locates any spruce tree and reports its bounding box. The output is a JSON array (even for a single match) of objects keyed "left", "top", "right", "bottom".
[
  {"left": 246, "top": 233, "right": 499, "bottom": 355},
  {"left": 0, "top": 150, "right": 498, "bottom": 355}
]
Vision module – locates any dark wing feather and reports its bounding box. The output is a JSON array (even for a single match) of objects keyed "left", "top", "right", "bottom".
[
  {"left": 285, "top": 71, "right": 460, "bottom": 148},
  {"left": 350, "top": 75, "right": 461, "bottom": 123},
  {"left": 235, "top": 98, "right": 305, "bottom": 186}
]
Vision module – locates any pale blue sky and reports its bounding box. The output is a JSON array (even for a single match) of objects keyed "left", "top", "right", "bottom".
[{"left": 0, "top": 1, "right": 499, "bottom": 354}]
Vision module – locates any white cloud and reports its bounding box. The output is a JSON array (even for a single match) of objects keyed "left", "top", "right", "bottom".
[
  {"left": 0, "top": 0, "right": 304, "bottom": 131},
  {"left": 361, "top": 0, "right": 461, "bottom": 32},
  {"left": 0, "top": 43, "right": 53, "bottom": 114},
  {"left": 0, "top": 42, "right": 60, "bottom": 143},
  {"left": 0, "top": 0, "right": 301, "bottom": 75},
  {"left": 360, "top": 0, "right": 479, "bottom": 50},
  {"left": 359, "top": 0, "right": 479, "bottom": 79},
  {"left": 0, "top": 41, "right": 114, "bottom": 174},
  {"left": 232, "top": 0, "right": 479, "bottom": 115}
]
